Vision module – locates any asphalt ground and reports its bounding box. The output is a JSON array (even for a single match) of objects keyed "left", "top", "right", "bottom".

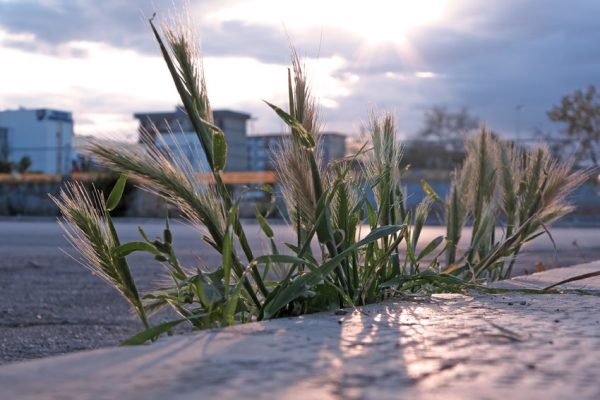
[{"left": 1, "top": 217, "right": 599, "bottom": 365}]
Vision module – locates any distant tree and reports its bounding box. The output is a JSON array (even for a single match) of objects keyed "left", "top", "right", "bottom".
[
  {"left": 17, "top": 156, "right": 32, "bottom": 174},
  {"left": 418, "top": 106, "right": 479, "bottom": 140},
  {"left": 0, "top": 160, "right": 11, "bottom": 173},
  {"left": 533, "top": 127, "right": 572, "bottom": 161},
  {"left": 547, "top": 85, "right": 600, "bottom": 166}
]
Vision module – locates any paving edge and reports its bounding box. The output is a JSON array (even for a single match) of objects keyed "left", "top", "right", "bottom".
[{"left": 0, "top": 262, "right": 599, "bottom": 400}]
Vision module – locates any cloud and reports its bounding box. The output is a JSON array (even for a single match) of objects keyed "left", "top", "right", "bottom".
[{"left": 1, "top": 0, "right": 600, "bottom": 140}]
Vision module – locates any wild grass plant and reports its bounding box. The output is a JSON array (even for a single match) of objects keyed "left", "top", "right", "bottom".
[{"left": 52, "top": 13, "right": 593, "bottom": 344}]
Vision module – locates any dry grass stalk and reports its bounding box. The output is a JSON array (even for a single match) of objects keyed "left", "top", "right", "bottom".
[
  {"left": 361, "top": 108, "right": 403, "bottom": 226},
  {"left": 445, "top": 159, "right": 474, "bottom": 267},
  {"left": 162, "top": 9, "right": 212, "bottom": 125},
  {"left": 50, "top": 182, "right": 148, "bottom": 327},
  {"left": 87, "top": 128, "right": 227, "bottom": 248},
  {"left": 498, "top": 141, "right": 522, "bottom": 235},
  {"left": 272, "top": 47, "right": 324, "bottom": 233}
]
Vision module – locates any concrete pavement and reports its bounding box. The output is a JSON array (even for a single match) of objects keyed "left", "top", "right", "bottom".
[{"left": 0, "top": 261, "right": 599, "bottom": 399}]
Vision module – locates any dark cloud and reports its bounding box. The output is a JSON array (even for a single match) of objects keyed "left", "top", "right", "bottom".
[
  {"left": 200, "top": 21, "right": 288, "bottom": 64},
  {"left": 201, "top": 22, "right": 367, "bottom": 65},
  {"left": 0, "top": 0, "right": 296, "bottom": 64},
  {"left": 0, "top": 0, "right": 162, "bottom": 54}
]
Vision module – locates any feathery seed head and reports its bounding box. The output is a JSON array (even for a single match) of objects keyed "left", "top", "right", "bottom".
[
  {"left": 50, "top": 183, "right": 144, "bottom": 316},
  {"left": 361, "top": 108, "right": 403, "bottom": 204},
  {"left": 87, "top": 127, "right": 227, "bottom": 246},
  {"left": 272, "top": 46, "right": 325, "bottom": 232}
]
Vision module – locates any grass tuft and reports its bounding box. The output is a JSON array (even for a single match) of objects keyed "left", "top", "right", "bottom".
[{"left": 49, "top": 8, "right": 595, "bottom": 344}]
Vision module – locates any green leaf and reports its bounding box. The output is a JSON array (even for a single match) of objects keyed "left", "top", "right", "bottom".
[
  {"left": 222, "top": 227, "right": 233, "bottom": 302},
  {"left": 416, "top": 236, "right": 444, "bottom": 261},
  {"left": 113, "top": 241, "right": 162, "bottom": 258},
  {"left": 212, "top": 129, "right": 227, "bottom": 171},
  {"left": 263, "top": 100, "right": 315, "bottom": 149},
  {"left": 120, "top": 312, "right": 207, "bottom": 346},
  {"left": 254, "top": 206, "right": 274, "bottom": 238},
  {"left": 106, "top": 171, "right": 129, "bottom": 211},
  {"left": 420, "top": 179, "right": 444, "bottom": 205},
  {"left": 306, "top": 283, "right": 340, "bottom": 313},
  {"left": 256, "top": 184, "right": 273, "bottom": 193}
]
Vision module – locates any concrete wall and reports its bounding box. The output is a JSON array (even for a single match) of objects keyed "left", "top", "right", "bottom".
[{"left": 0, "top": 180, "right": 63, "bottom": 216}]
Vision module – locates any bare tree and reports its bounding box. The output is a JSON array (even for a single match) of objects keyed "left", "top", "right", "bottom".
[
  {"left": 419, "top": 106, "right": 479, "bottom": 140},
  {"left": 547, "top": 85, "right": 600, "bottom": 166}
]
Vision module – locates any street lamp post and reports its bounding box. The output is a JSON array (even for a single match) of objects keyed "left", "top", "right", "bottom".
[{"left": 516, "top": 105, "right": 524, "bottom": 146}]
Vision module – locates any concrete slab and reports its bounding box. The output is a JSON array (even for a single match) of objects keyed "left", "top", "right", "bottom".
[
  {"left": 1, "top": 263, "right": 599, "bottom": 399},
  {"left": 491, "top": 260, "right": 600, "bottom": 293}
]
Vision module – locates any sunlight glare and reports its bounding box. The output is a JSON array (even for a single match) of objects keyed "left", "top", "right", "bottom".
[{"left": 210, "top": 0, "right": 448, "bottom": 45}]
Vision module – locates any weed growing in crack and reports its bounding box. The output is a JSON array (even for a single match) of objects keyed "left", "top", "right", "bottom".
[{"left": 51, "top": 10, "right": 593, "bottom": 344}]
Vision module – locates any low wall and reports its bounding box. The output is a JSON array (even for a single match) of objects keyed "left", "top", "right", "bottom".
[
  {"left": 0, "top": 171, "right": 598, "bottom": 220},
  {"left": 0, "top": 179, "right": 64, "bottom": 216}
]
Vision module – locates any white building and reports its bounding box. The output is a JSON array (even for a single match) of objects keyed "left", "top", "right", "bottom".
[
  {"left": 0, "top": 107, "right": 73, "bottom": 175},
  {"left": 134, "top": 107, "right": 250, "bottom": 172}
]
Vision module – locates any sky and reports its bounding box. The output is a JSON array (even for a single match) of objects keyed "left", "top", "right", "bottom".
[{"left": 0, "top": 0, "right": 599, "bottom": 141}]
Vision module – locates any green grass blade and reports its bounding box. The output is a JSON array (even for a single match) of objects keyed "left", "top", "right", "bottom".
[
  {"left": 120, "top": 312, "right": 207, "bottom": 346},
  {"left": 263, "top": 100, "right": 315, "bottom": 149},
  {"left": 105, "top": 212, "right": 149, "bottom": 329},
  {"left": 223, "top": 265, "right": 251, "bottom": 326},
  {"left": 106, "top": 171, "right": 129, "bottom": 211},
  {"left": 284, "top": 243, "right": 319, "bottom": 266},
  {"left": 253, "top": 206, "right": 274, "bottom": 238},
  {"left": 542, "top": 270, "right": 600, "bottom": 292},
  {"left": 416, "top": 235, "right": 444, "bottom": 262},
  {"left": 263, "top": 224, "right": 405, "bottom": 319}
]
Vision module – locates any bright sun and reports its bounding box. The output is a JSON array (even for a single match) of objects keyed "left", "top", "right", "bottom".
[{"left": 209, "top": 0, "right": 448, "bottom": 45}]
